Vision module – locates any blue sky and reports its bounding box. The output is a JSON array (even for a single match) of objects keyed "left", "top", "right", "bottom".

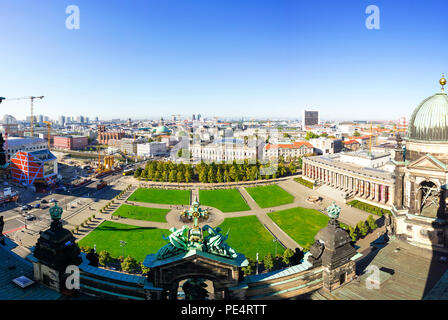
[{"left": 0, "top": 0, "right": 447, "bottom": 121}]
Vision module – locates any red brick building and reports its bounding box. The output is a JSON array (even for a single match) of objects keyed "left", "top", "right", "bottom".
[
  {"left": 97, "top": 125, "right": 125, "bottom": 145},
  {"left": 53, "top": 135, "right": 88, "bottom": 150}
]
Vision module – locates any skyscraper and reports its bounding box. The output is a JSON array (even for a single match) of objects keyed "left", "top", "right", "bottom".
[{"left": 303, "top": 109, "right": 320, "bottom": 126}]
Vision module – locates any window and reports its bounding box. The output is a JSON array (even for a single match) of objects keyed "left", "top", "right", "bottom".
[{"left": 339, "top": 273, "right": 346, "bottom": 285}]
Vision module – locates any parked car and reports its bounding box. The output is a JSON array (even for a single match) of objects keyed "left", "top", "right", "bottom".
[
  {"left": 41, "top": 199, "right": 48, "bottom": 203},
  {"left": 49, "top": 198, "right": 57, "bottom": 203},
  {"left": 21, "top": 206, "right": 29, "bottom": 211},
  {"left": 439, "top": 256, "right": 448, "bottom": 264},
  {"left": 25, "top": 214, "right": 36, "bottom": 221},
  {"left": 34, "top": 203, "right": 40, "bottom": 208}
]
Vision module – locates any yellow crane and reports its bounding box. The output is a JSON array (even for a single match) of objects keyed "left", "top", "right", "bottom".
[
  {"left": 0, "top": 96, "right": 44, "bottom": 137},
  {"left": 43, "top": 121, "right": 52, "bottom": 149}
]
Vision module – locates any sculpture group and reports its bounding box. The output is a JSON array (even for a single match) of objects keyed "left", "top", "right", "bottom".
[{"left": 156, "top": 224, "right": 237, "bottom": 260}]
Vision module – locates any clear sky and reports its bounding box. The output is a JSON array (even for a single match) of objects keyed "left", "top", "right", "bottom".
[{"left": 0, "top": 0, "right": 447, "bottom": 121}]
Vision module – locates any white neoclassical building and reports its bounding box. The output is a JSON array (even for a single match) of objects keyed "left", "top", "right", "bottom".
[{"left": 302, "top": 150, "right": 395, "bottom": 207}]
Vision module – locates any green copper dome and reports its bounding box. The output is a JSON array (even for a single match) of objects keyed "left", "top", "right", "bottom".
[{"left": 407, "top": 92, "right": 448, "bottom": 141}]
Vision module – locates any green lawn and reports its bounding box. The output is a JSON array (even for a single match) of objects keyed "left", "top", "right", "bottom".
[
  {"left": 217, "top": 216, "right": 284, "bottom": 260},
  {"left": 268, "top": 207, "right": 330, "bottom": 249},
  {"left": 128, "top": 188, "right": 191, "bottom": 205},
  {"left": 77, "top": 221, "right": 169, "bottom": 262},
  {"left": 199, "top": 189, "right": 251, "bottom": 212},
  {"left": 245, "top": 185, "right": 294, "bottom": 208},
  {"left": 112, "top": 204, "right": 170, "bottom": 223}
]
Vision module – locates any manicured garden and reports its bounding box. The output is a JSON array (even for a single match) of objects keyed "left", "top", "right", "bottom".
[
  {"left": 128, "top": 188, "right": 191, "bottom": 205},
  {"left": 348, "top": 200, "right": 391, "bottom": 216},
  {"left": 217, "top": 215, "right": 284, "bottom": 259},
  {"left": 77, "top": 221, "right": 169, "bottom": 262},
  {"left": 268, "top": 207, "right": 330, "bottom": 250},
  {"left": 245, "top": 184, "right": 294, "bottom": 208},
  {"left": 112, "top": 204, "right": 170, "bottom": 223},
  {"left": 294, "top": 177, "right": 314, "bottom": 189},
  {"left": 199, "top": 189, "right": 251, "bottom": 212}
]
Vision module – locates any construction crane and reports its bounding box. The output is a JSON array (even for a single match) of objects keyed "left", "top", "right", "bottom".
[
  {"left": 0, "top": 96, "right": 44, "bottom": 137},
  {"left": 43, "top": 121, "right": 52, "bottom": 149}
]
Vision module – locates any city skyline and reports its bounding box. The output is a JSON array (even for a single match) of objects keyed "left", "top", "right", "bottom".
[{"left": 1, "top": 1, "right": 448, "bottom": 120}]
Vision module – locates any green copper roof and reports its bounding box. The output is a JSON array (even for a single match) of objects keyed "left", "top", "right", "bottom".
[{"left": 408, "top": 92, "right": 448, "bottom": 141}]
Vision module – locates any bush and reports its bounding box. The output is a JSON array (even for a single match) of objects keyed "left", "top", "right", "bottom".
[
  {"left": 121, "top": 256, "right": 139, "bottom": 273},
  {"left": 98, "top": 250, "right": 113, "bottom": 266},
  {"left": 348, "top": 200, "right": 391, "bottom": 217},
  {"left": 294, "top": 177, "right": 313, "bottom": 189},
  {"left": 263, "top": 253, "right": 274, "bottom": 271},
  {"left": 367, "top": 215, "right": 378, "bottom": 231}
]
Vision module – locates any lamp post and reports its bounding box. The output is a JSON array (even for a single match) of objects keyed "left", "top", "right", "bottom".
[{"left": 120, "top": 240, "right": 127, "bottom": 257}]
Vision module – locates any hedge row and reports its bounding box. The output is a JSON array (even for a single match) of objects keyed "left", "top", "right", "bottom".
[
  {"left": 294, "top": 177, "right": 314, "bottom": 189},
  {"left": 348, "top": 200, "right": 391, "bottom": 216}
]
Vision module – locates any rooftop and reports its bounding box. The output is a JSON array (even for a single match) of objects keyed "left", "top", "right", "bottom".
[
  {"left": 0, "top": 238, "right": 61, "bottom": 300},
  {"left": 311, "top": 238, "right": 448, "bottom": 300}
]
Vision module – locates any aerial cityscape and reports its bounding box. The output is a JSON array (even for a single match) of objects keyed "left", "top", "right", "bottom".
[{"left": 0, "top": 0, "right": 447, "bottom": 313}]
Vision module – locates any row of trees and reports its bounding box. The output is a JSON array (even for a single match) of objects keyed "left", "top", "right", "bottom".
[
  {"left": 134, "top": 159, "right": 298, "bottom": 183},
  {"left": 80, "top": 247, "right": 150, "bottom": 275},
  {"left": 242, "top": 248, "right": 302, "bottom": 276},
  {"left": 348, "top": 215, "right": 378, "bottom": 242}
]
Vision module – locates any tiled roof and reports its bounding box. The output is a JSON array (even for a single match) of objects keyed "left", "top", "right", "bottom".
[{"left": 265, "top": 141, "right": 313, "bottom": 150}]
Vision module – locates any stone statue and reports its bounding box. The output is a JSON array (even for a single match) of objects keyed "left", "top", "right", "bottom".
[
  {"left": 156, "top": 226, "right": 189, "bottom": 260},
  {"left": 203, "top": 225, "right": 237, "bottom": 259}
]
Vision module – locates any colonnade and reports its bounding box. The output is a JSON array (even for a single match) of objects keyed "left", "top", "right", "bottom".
[{"left": 303, "top": 161, "right": 393, "bottom": 205}]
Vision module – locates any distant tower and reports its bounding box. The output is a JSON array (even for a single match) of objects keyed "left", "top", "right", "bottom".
[
  {"left": 303, "top": 109, "right": 320, "bottom": 126},
  {"left": 192, "top": 114, "right": 196, "bottom": 121}
]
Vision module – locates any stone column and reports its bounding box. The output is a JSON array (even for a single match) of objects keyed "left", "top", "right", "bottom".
[
  {"left": 380, "top": 185, "right": 386, "bottom": 203},
  {"left": 375, "top": 183, "right": 380, "bottom": 202}
]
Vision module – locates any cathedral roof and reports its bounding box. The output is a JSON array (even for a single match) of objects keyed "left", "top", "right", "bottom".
[{"left": 408, "top": 78, "right": 448, "bottom": 142}]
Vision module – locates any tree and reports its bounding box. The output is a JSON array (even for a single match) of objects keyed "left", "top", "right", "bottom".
[
  {"left": 357, "top": 221, "right": 369, "bottom": 238},
  {"left": 367, "top": 215, "right": 378, "bottom": 231},
  {"left": 282, "top": 248, "right": 295, "bottom": 266},
  {"left": 216, "top": 167, "right": 223, "bottom": 183},
  {"left": 176, "top": 170, "right": 184, "bottom": 183},
  {"left": 263, "top": 253, "right": 274, "bottom": 271},
  {"left": 288, "top": 162, "right": 297, "bottom": 175},
  {"left": 140, "top": 263, "right": 150, "bottom": 276},
  {"left": 242, "top": 258, "right": 254, "bottom": 276},
  {"left": 353, "top": 131, "right": 361, "bottom": 137},
  {"left": 229, "top": 166, "right": 238, "bottom": 182},
  {"left": 207, "top": 167, "right": 215, "bottom": 183},
  {"left": 168, "top": 170, "right": 177, "bottom": 182},
  {"left": 305, "top": 131, "right": 320, "bottom": 140},
  {"left": 98, "top": 250, "right": 113, "bottom": 266},
  {"left": 349, "top": 226, "right": 358, "bottom": 242},
  {"left": 198, "top": 169, "right": 207, "bottom": 183},
  {"left": 185, "top": 169, "right": 192, "bottom": 183},
  {"left": 121, "top": 256, "right": 139, "bottom": 273},
  {"left": 224, "top": 169, "right": 231, "bottom": 182}
]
